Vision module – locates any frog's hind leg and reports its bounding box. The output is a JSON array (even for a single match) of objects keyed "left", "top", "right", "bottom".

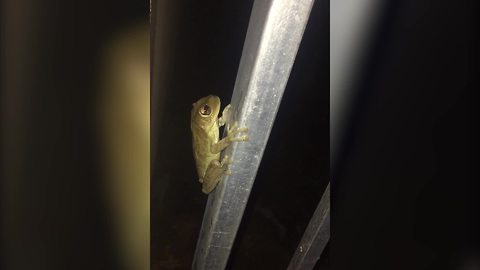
[{"left": 202, "top": 155, "right": 232, "bottom": 194}]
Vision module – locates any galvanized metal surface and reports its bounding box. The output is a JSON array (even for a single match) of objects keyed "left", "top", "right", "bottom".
[
  {"left": 192, "top": 0, "right": 315, "bottom": 269},
  {"left": 287, "top": 183, "right": 330, "bottom": 270}
]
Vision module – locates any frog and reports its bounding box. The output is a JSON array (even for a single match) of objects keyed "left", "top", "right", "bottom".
[{"left": 191, "top": 95, "right": 249, "bottom": 194}]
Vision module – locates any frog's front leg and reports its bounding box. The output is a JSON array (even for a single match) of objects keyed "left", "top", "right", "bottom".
[
  {"left": 218, "top": 104, "right": 231, "bottom": 127},
  {"left": 210, "top": 123, "right": 249, "bottom": 154},
  {"left": 202, "top": 155, "right": 232, "bottom": 194}
]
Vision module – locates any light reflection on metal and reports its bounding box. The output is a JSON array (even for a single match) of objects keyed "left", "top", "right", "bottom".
[{"left": 192, "top": 0, "right": 315, "bottom": 269}]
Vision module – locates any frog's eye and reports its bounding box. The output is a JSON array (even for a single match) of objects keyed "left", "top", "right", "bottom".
[{"left": 199, "top": 104, "right": 211, "bottom": 117}]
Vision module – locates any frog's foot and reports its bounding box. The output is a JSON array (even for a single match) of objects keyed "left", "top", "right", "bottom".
[
  {"left": 211, "top": 123, "right": 249, "bottom": 154},
  {"left": 227, "top": 122, "right": 249, "bottom": 142},
  {"left": 220, "top": 155, "right": 233, "bottom": 166},
  {"left": 220, "top": 155, "right": 233, "bottom": 175}
]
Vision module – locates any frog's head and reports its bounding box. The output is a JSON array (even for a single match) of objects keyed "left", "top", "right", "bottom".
[{"left": 192, "top": 95, "right": 221, "bottom": 129}]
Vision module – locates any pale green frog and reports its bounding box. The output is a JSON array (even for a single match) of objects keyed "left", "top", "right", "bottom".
[{"left": 191, "top": 95, "right": 248, "bottom": 194}]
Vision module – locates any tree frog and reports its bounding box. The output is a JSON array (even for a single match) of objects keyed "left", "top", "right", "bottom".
[{"left": 191, "top": 95, "right": 248, "bottom": 194}]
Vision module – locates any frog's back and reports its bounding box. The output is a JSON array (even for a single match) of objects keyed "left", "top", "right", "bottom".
[{"left": 192, "top": 126, "right": 220, "bottom": 179}]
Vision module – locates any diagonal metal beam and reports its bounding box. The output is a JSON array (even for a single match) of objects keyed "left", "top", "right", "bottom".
[
  {"left": 287, "top": 183, "right": 330, "bottom": 270},
  {"left": 192, "top": 0, "right": 315, "bottom": 269}
]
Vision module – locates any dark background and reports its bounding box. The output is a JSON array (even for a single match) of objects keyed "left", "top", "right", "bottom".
[
  {"left": 1, "top": 0, "right": 478, "bottom": 270},
  {"left": 151, "top": 0, "right": 329, "bottom": 269},
  {"left": 333, "top": 0, "right": 478, "bottom": 269}
]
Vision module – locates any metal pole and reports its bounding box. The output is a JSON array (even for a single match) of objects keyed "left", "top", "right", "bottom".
[
  {"left": 287, "top": 183, "right": 330, "bottom": 270},
  {"left": 192, "top": 0, "right": 315, "bottom": 269}
]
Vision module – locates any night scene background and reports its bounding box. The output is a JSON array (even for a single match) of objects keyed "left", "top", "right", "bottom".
[{"left": 1, "top": 0, "right": 478, "bottom": 270}]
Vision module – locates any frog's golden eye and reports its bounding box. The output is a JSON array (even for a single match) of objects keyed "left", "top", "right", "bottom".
[{"left": 199, "top": 104, "right": 211, "bottom": 117}]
